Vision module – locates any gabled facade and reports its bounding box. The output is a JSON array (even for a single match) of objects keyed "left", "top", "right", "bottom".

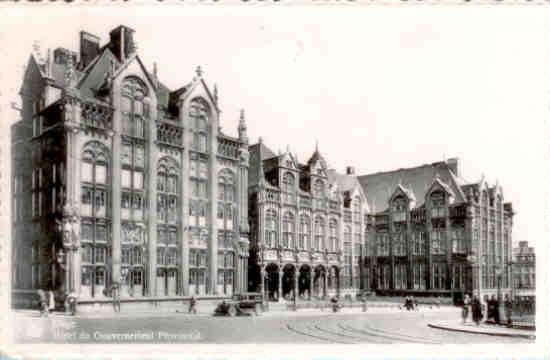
[
  {"left": 11, "top": 25, "right": 250, "bottom": 310},
  {"left": 512, "top": 241, "right": 535, "bottom": 300},
  {"left": 248, "top": 141, "right": 370, "bottom": 300},
  {"left": 358, "top": 158, "right": 514, "bottom": 302}
]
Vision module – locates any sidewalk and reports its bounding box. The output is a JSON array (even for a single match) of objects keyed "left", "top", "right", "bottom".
[
  {"left": 428, "top": 320, "right": 535, "bottom": 340},
  {"left": 13, "top": 304, "right": 457, "bottom": 320}
]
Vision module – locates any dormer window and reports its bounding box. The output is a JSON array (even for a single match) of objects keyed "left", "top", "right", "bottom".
[
  {"left": 282, "top": 172, "right": 295, "bottom": 204},
  {"left": 392, "top": 196, "right": 407, "bottom": 222},
  {"left": 430, "top": 191, "right": 445, "bottom": 218},
  {"left": 121, "top": 77, "right": 148, "bottom": 139}
]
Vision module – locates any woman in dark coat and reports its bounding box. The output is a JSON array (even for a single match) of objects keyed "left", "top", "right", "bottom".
[{"left": 471, "top": 296, "right": 483, "bottom": 326}]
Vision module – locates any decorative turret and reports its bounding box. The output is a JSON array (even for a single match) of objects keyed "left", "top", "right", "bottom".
[
  {"left": 238, "top": 109, "right": 248, "bottom": 143},
  {"left": 64, "top": 51, "right": 78, "bottom": 90}
]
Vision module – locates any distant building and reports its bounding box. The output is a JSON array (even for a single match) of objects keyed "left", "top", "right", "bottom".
[
  {"left": 247, "top": 140, "right": 369, "bottom": 300},
  {"left": 11, "top": 25, "right": 250, "bottom": 310},
  {"left": 512, "top": 241, "right": 535, "bottom": 300},
  {"left": 358, "top": 158, "right": 514, "bottom": 302}
]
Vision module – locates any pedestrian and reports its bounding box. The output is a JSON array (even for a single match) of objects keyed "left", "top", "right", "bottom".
[
  {"left": 112, "top": 282, "right": 121, "bottom": 313},
  {"left": 189, "top": 295, "right": 197, "bottom": 314},
  {"left": 493, "top": 295, "right": 501, "bottom": 325},
  {"left": 471, "top": 296, "right": 483, "bottom": 326},
  {"left": 361, "top": 294, "right": 368, "bottom": 312},
  {"left": 462, "top": 294, "right": 471, "bottom": 324},
  {"left": 37, "top": 290, "right": 48, "bottom": 317},
  {"left": 48, "top": 290, "right": 55, "bottom": 315},
  {"left": 504, "top": 294, "right": 513, "bottom": 327}
]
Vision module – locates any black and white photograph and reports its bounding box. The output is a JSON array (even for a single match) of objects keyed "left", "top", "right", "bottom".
[{"left": 0, "top": 3, "right": 546, "bottom": 355}]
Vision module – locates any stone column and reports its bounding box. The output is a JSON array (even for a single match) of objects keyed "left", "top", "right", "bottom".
[
  {"left": 278, "top": 270, "right": 283, "bottom": 300},
  {"left": 323, "top": 271, "right": 328, "bottom": 298},
  {"left": 180, "top": 99, "right": 190, "bottom": 295},
  {"left": 426, "top": 209, "right": 433, "bottom": 290},
  {"left": 208, "top": 112, "right": 219, "bottom": 295},
  {"left": 445, "top": 204, "right": 452, "bottom": 291},
  {"left": 147, "top": 107, "right": 158, "bottom": 297},
  {"left": 294, "top": 267, "right": 299, "bottom": 299},
  {"left": 309, "top": 267, "right": 314, "bottom": 299},
  {"left": 111, "top": 85, "right": 122, "bottom": 287}
]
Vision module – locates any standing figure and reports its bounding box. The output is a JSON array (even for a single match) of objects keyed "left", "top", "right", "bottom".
[
  {"left": 37, "top": 290, "right": 48, "bottom": 317},
  {"left": 504, "top": 294, "right": 513, "bottom": 327},
  {"left": 189, "top": 295, "right": 197, "bottom": 314},
  {"left": 471, "top": 296, "right": 483, "bottom": 325},
  {"left": 48, "top": 290, "right": 55, "bottom": 314},
  {"left": 462, "top": 294, "right": 471, "bottom": 324},
  {"left": 112, "top": 282, "right": 121, "bottom": 313}
]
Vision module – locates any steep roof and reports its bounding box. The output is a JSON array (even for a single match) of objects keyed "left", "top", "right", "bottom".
[
  {"left": 248, "top": 141, "right": 277, "bottom": 188},
  {"left": 327, "top": 169, "right": 361, "bottom": 193},
  {"left": 358, "top": 161, "right": 466, "bottom": 212}
]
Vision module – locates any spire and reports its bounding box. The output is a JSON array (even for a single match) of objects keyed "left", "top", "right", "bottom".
[
  {"left": 153, "top": 62, "right": 158, "bottom": 87},
  {"left": 258, "top": 137, "right": 266, "bottom": 187},
  {"left": 213, "top": 84, "right": 219, "bottom": 105},
  {"left": 65, "top": 52, "right": 77, "bottom": 89},
  {"left": 46, "top": 48, "right": 52, "bottom": 78},
  {"left": 32, "top": 40, "right": 42, "bottom": 62},
  {"left": 195, "top": 65, "right": 203, "bottom": 80},
  {"left": 238, "top": 108, "right": 248, "bottom": 143},
  {"left": 315, "top": 139, "right": 319, "bottom": 153}
]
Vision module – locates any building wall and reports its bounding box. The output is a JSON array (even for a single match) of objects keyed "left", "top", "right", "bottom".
[{"left": 12, "top": 47, "right": 249, "bottom": 304}]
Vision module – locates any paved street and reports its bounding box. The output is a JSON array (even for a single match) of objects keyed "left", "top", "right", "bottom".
[{"left": 12, "top": 307, "right": 534, "bottom": 344}]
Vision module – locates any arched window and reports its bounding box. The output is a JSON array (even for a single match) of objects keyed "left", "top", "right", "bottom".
[
  {"left": 265, "top": 209, "right": 278, "bottom": 248},
  {"left": 314, "top": 216, "right": 325, "bottom": 251},
  {"left": 299, "top": 214, "right": 310, "bottom": 250},
  {"left": 121, "top": 77, "right": 149, "bottom": 139},
  {"left": 329, "top": 219, "right": 338, "bottom": 252},
  {"left": 283, "top": 212, "right": 295, "bottom": 248},
  {"left": 313, "top": 179, "right": 325, "bottom": 209},
  {"left": 313, "top": 179, "right": 325, "bottom": 198},
  {"left": 189, "top": 98, "right": 210, "bottom": 153},
  {"left": 282, "top": 172, "right": 295, "bottom": 204}
]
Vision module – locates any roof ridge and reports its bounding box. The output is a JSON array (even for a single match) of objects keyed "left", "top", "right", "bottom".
[{"left": 358, "top": 161, "right": 447, "bottom": 178}]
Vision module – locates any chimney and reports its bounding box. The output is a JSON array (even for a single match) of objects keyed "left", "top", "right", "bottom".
[
  {"left": 346, "top": 166, "right": 355, "bottom": 175},
  {"left": 79, "top": 31, "right": 100, "bottom": 70},
  {"left": 446, "top": 157, "right": 460, "bottom": 177},
  {"left": 109, "top": 25, "right": 136, "bottom": 62},
  {"left": 53, "top": 47, "right": 77, "bottom": 65}
]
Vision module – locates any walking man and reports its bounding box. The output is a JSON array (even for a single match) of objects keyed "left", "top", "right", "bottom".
[
  {"left": 37, "top": 290, "right": 48, "bottom": 317},
  {"left": 504, "top": 294, "right": 513, "bottom": 327}
]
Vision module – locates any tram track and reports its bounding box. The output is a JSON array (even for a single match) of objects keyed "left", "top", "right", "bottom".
[
  {"left": 337, "top": 322, "right": 441, "bottom": 344},
  {"left": 285, "top": 323, "right": 353, "bottom": 344}
]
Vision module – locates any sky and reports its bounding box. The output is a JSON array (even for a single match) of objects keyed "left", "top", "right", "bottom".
[{"left": 1, "top": 5, "right": 549, "bottom": 249}]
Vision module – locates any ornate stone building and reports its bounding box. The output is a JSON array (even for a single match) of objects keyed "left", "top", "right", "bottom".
[
  {"left": 512, "top": 241, "right": 535, "bottom": 301},
  {"left": 247, "top": 140, "right": 370, "bottom": 300},
  {"left": 358, "top": 158, "right": 514, "bottom": 302},
  {"left": 11, "top": 25, "right": 250, "bottom": 310}
]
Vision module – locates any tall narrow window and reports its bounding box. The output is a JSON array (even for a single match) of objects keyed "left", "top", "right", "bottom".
[
  {"left": 282, "top": 172, "right": 295, "bottom": 204},
  {"left": 299, "top": 214, "right": 310, "bottom": 250},
  {"left": 80, "top": 141, "right": 111, "bottom": 298},
  {"left": 329, "top": 219, "right": 338, "bottom": 252},
  {"left": 282, "top": 212, "right": 295, "bottom": 248},
  {"left": 265, "top": 209, "right": 278, "bottom": 248},
  {"left": 314, "top": 216, "right": 325, "bottom": 251},
  {"left": 121, "top": 77, "right": 149, "bottom": 139}
]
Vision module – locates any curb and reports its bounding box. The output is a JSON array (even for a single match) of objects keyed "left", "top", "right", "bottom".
[{"left": 427, "top": 323, "right": 535, "bottom": 340}]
